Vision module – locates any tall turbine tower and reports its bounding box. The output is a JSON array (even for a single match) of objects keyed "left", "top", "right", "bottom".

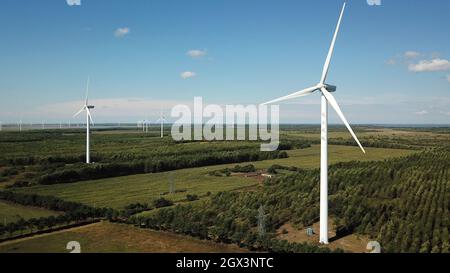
[
  {"left": 157, "top": 111, "right": 166, "bottom": 138},
  {"left": 262, "top": 2, "right": 365, "bottom": 244},
  {"left": 73, "top": 78, "right": 95, "bottom": 164}
]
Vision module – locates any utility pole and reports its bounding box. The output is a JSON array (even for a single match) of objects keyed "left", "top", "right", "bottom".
[
  {"left": 169, "top": 173, "right": 175, "bottom": 194},
  {"left": 257, "top": 205, "right": 267, "bottom": 236}
]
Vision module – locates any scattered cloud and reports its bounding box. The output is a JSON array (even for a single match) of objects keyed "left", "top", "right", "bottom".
[
  {"left": 408, "top": 59, "right": 450, "bottom": 72},
  {"left": 386, "top": 59, "right": 396, "bottom": 65},
  {"left": 404, "top": 51, "right": 421, "bottom": 58},
  {"left": 114, "top": 27, "right": 130, "bottom": 38},
  {"left": 187, "top": 49, "right": 207, "bottom": 58},
  {"left": 415, "top": 110, "right": 429, "bottom": 116},
  {"left": 181, "top": 71, "right": 196, "bottom": 79},
  {"left": 66, "top": 0, "right": 81, "bottom": 6}
]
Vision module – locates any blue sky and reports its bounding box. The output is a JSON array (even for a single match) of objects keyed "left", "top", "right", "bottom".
[{"left": 0, "top": 0, "right": 449, "bottom": 124}]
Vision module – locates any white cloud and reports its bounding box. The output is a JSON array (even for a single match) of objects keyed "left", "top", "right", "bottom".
[
  {"left": 181, "top": 71, "right": 196, "bottom": 79},
  {"left": 66, "top": 0, "right": 81, "bottom": 6},
  {"left": 404, "top": 51, "right": 421, "bottom": 58},
  {"left": 409, "top": 59, "right": 450, "bottom": 72},
  {"left": 386, "top": 59, "right": 396, "bottom": 65},
  {"left": 187, "top": 49, "right": 207, "bottom": 58},
  {"left": 415, "top": 110, "right": 429, "bottom": 116},
  {"left": 114, "top": 27, "right": 130, "bottom": 38}
]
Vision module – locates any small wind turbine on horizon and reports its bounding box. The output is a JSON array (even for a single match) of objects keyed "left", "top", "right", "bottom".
[
  {"left": 156, "top": 111, "right": 166, "bottom": 138},
  {"left": 261, "top": 2, "right": 365, "bottom": 245},
  {"left": 73, "top": 78, "right": 95, "bottom": 164},
  {"left": 145, "top": 115, "right": 150, "bottom": 134}
]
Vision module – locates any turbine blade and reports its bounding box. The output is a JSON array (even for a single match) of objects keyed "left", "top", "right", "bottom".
[
  {"left": 320, "top": 2, "right": 346, "bottom": 84},
  {"left": 85, "top": 77, "right": 90, "bottom": 105},
  {"left": 320, "top": 87, "right": 366, "bottom": 154},
  {"left": 261, "top": 85, "right": 319, "bottom": 105},
  {"left": 86, "top": 108, "right": 94, "bottom": 126},
  {"left": 73, "top": 107, "right": 85, "bottom": 118}
]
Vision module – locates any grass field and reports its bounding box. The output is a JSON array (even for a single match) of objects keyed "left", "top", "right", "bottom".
[
  {"left": 13, "top": 167, "right": 257, "bottom": 209},
  {"left": 12, "top": 145, "right": 415, "bottom": 210},
  {"left": 0, "top": 221, "right": 248, "bottom": 253},
  {"left": 0, "top": 201, "right": 60, "bottom": 224},
  {"left": 251, "top": 144, "right": 415, "bottom": 169}
]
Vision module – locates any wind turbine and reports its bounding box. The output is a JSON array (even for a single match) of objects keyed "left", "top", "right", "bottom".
[
  {"left": 73, "top": 78, "right": 95, "bottom": 164},
  {"left": 156, "top": 111, "right": 166, "bottom": 138},
  {"left": 145, "top": 115, "right": 149, "bottom": 134},
  {"left": 261, "top": 2, "right": 365, "bottom": 245}
]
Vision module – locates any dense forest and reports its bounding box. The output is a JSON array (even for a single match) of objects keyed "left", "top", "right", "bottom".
[{"left": 132, "top": 149, "right": 449, "bottom": 253}]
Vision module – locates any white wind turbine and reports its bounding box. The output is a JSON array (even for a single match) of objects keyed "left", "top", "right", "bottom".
[
  {"left": 262, "top": 2, "right": 365, "bottom": 245},
  {"left": 156, "top": 111, "right": 166, "bottom": 138},
  {"left": 73, "top": 78, "right": 95, "bottom": 164}
]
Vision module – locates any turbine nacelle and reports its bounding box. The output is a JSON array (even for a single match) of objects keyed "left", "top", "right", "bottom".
[
  {"left": 87, "top": 105, "right": 95, "bottom": 109},
  {"left": 323, "top": 84, "right": 337, "bottom": 93}
]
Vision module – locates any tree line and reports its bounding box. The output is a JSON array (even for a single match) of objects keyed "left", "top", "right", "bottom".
[{"left": 0, "top": 191, "right": 113, "bottom": 238}]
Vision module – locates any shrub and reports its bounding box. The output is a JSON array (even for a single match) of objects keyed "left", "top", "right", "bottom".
[{"left": 153, "top": 198, "right": 174, "bottom": 208}]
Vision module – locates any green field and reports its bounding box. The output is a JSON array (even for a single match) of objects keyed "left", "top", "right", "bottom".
[
  {"left": 12, "top": 145, "right": 415, "bottom": 209},
  {"left": 0, "top": 221, "right": 247, "bottom": 253},
  {"left": 13, "top": 167, "right": 257, "bottom": 209},
  {"left": 251, "top": 144, "right": 415, "bottom": 169},
  {"left": 0, "top": 201, "right": 60, "bottom": 224}
]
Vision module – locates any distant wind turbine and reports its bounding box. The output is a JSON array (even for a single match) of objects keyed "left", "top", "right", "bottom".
[
  {"left": 262, "top": 2, "right": 365, "bottom": 245},
  {"left": 73, "top": 78, "right": 95, "bottom": 164},
  {"left": 145, "top": 115, "right": 149, "bottom": 134},
  {"left": 156, "top": 111, "right": 166, "bottom": 138}
]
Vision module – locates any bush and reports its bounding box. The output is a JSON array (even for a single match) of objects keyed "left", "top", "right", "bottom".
[
  {"left": 186, "top": 195, "right": 199, "bottom": 202},
  {"left": 230, "top": 164, "right": 256, "bottom": 173},
  {"left": 153, "top": 198, "right": 173, "bottom": 208}
]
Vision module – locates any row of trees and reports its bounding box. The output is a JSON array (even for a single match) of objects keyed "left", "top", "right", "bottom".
[
  {"left": 209, "top": 164, "right": 257, "bottom": 177},
  {"left": 0, "top": 191, "right": 114, "bottom": 238}
]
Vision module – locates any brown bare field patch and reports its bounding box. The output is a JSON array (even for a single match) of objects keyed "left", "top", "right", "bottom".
[
  {"left": 276, "top": 220, "right": 371, "bottom": 253},
  {"left": 0, "top": 221, "right": 249, "bottom": 253}
]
